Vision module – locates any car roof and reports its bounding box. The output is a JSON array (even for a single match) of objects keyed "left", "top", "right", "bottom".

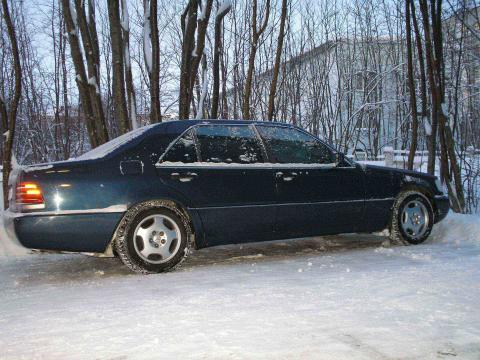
[{"left": 145, "top": 119, "right": 295, "bottom": 137}]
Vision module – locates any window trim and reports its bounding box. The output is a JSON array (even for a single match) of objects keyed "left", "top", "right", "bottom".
[{"left": 155, "top": 123, "right": 354, "bottom": 169}]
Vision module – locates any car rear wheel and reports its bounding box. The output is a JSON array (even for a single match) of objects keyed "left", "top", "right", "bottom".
[
  {"left": 114, "top": 201, "right": 192, "bottom": 274},
  {"left": 390, "top": 191, "right": 434, "bottom": 245}
]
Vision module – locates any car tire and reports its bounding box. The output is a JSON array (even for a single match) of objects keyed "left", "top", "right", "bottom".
[
  {"left": 114, "top": 201, "right": 192, "bottom": 274},
  {"left": 389, "top": 191, "right": 434, "bottom": 245}
]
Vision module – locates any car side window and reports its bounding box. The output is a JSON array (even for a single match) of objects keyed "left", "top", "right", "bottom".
[
  {"left": 195, "top": 125, "right": 264, "bottom": 164},
  {"left": 256, "top": 125, "right": 334, "bottom": 164},
  {"left": 161, "top": 128, "right": 198, "bottom": 163}
]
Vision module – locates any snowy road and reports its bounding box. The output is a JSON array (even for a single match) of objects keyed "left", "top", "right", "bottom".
[{"left": 1, "top": 214, "right": 480, "bottom": 359}]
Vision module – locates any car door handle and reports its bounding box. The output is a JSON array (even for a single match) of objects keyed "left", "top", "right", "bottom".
[
  {"left": 170, "top": 172, "right": 198, "bottom": 182},
  {"left": 275, "top": 171, "right": 298, "bottom": 182}
]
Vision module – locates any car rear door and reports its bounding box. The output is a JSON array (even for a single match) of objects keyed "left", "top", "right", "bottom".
[
  {"left": 155, "top": 124, "right": 276, "bottom": 246},
  {"left": 255, "top": 124, "right": 365, "bottom": 238}
]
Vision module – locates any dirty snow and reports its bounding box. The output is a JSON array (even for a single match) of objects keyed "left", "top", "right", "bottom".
[
  {"left": 0, "top": 214, "right": 27, "bottom": 257},
  {"left": 0, "top": 213, "right": 479, "bottom": 359}
]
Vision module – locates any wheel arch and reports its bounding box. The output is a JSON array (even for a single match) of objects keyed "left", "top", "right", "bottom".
[
  {"left": 397, "top": 183, "right": 434, "bottom": 203},
  {"left": 396, "top": 183, "right": 436, "bottom": 216},
  {"left": 103, "top": 198, "right": 204, "bottom": 257}
]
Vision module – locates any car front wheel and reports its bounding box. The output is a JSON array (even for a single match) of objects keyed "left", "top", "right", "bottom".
[
  {"left": 114, "top": 201, "right": 192, "bottom": 274},
  {"left": 390, "top": 191, "right": 434, "bottom": 245}
]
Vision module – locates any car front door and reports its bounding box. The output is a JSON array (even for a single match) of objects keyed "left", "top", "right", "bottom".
[
  {"left": 255, "top": 125, "right": 365, "bottom": 238},
  {"left": 155, "top": 124, "right": 276, "bottom": 246}
]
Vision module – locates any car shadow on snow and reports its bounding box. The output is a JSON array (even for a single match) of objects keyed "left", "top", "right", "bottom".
[
  {"left": 184, "top": 233, "right": 386, "bottom": 268},
  {"left": 2, "top": 233, "right": 387, "bottom": 285}
]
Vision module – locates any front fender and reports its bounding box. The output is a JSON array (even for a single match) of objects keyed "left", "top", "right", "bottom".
[{"left": 399, "top": 175, "right": 435, "bottom": 198}]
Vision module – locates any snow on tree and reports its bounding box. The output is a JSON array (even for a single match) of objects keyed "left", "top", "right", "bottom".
[{"left": 143, "top": 3, "right": 153, "bottom": 74}]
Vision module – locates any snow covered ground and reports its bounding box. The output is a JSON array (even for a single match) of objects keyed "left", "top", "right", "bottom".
[{"left": 1, "top": 214, "right": 480, "bottom": 359}]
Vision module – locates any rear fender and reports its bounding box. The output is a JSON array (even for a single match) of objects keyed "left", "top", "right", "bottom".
[{"left": 105, "top": 198, "right": 206, "bottom": 255}]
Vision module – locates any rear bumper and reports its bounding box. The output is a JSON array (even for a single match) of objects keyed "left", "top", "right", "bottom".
[
  {"left": 12, "top": 212, "right": 124, "bottom": 253},
  {"left": 433, "top": 195, "right": 449, "bottom": 223}
]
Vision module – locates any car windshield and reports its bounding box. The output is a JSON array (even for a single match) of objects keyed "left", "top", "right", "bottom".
[{"left": 75, "top": 124, "right": 156, "bottom": 161}]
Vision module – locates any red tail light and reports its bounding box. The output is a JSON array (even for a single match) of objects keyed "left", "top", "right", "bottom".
[{"left": 16, "top": 182, "right": 45, "bottom": 207}]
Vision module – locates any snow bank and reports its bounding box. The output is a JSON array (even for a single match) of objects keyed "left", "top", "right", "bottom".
[
  {"left": 1, "top": 216, "right": 480, "bottom": 359},
  {"left": 431, "top": 212, "right": 480, "bottom": 247},
  {"left": 0, "top": 213, "right": 28, "bottom": 257},
  {"left": 0, "top": 180, "right": 28, "bottom": 257}
]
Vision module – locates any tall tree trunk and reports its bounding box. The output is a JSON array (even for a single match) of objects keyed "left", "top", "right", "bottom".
[
  {"left": 0, "top": 98, "right": 7, "bottom": 157},
  {"left": 75, "top": 0, "right": 109, "bottom": 144},
  {"left": 148, "top": 0, "right": 162, "bottom": 122},
  {"left": 418, "top": 0, "right": 465, "bottom": 212},
  {"left": 52, "top": 0, "right": 62, "bottom": 161},
  {"left": 211, "top": 0, "right": 231, "bottom": 119},
  {"left": 187, "top": 0, "right": 213, "bottom": 115},
  {"left": 179, "top": 0, "right": 199, "bottom": 119},
  {"left": 179, "top": 0, "right": 213, "bottom": 119},
  {"left": 220, "top": 39, "right": 229, "bottom": 119},
  {"left": 411, "top": 0, "right": 428, "bottom": 131},
  {"left": 406, "top": 0, "right": 418, "bottom": 170},
  {"left": 61, "top": 0, "right": 100, "bottom": 148},
  {"left": 197, "top": 52, "right": 208, "bottom": 119},
  {"left": 419, "top": 0, "right": 438, "bottom": 175},
  {"left": 61, "top": 20, "right": 71, "bottom": 159},
  {"left": 121, "top": 0, "right": 138, "bottom": 129},
  {"left": 1, "top": 0, "right": 22, "bottom": 209},
  {"left": 267, "top": 0, "right": 287, "bottom": 121},
  {"left": 108, "top": 0, "right": 130, "bottom": 134},
  {"left": 242, "top": 0, "right": 270, "bottom": 120}
]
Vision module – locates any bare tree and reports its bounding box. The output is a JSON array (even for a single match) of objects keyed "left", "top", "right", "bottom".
[
  {"left": 179, "top": 0, "right": 213, "bottom": 119},
  {"left": 1, "top": 0, "right": 21, "bottom": 208},
  {"left": 418, "top": 0, "right": 439, "bottom": 175},
  {"left": 211, "top": 0, "right": 232, "bottom": 119},
  {"left": 267, "top": 0, "right": 287, "bottom": 121},
  {"left": 61, "top": 0, "right": 103, "bottom": 148},
  {"left": 144, "top": 0, "right": 162, "bottom": 123},
  {"left": 75, "top": 0, "right": 109, "bottom": 144},
  {"left": 411, "top": 0, "right": 428, "bottom": 146},
  {"left": 121, "top": 0, "right": 138, "bottom": 129},
  {"left": 179, "top": 0, "right": 199, "bottom": 119},
  {"left": 242, "top": 0, "right": 270, "bottom": 120},
  {"left": 406, "top": 0, "right": 418, "bottom": 170},
  {"left": 108, "top": 0, "right": 130, "bottom": 134},
  {"left": 418, "top": 0, "right": 465, "bottom": 212},
  {"left": 50, "top": 0, "right": 72, "bottom": 160}
]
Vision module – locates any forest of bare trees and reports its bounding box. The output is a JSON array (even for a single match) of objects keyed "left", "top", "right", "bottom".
[{"left": 0, "top": 0, "right": 479, "bottom": 212}]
